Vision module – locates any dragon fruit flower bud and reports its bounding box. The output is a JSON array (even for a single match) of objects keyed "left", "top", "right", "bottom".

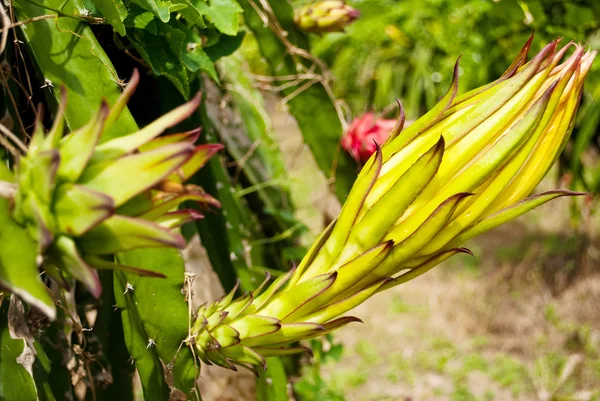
[
  {"left": 342, "top": 112, "right": 398, "bottom": 163},
  {"left": 188, "top": 37, "right": 595, "bottom": 374},
  {"left": 294, "top": 1, "right": 360, "bottom": 33}
]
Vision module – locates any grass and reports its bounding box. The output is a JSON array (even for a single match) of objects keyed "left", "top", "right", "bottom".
[
  {"left": 388, "top": 296, "right": 412, "bottom": 314},
  {"left": 329, "top": 368, "right": 368, "bottom": 390},
  {"left": 320, "top": 306, "right": 600, "bottom": 401},
  {"left": 386, "top": 354, "right": 416, "bottom": 385},
  {"left": 470, "top": 336, "right": 490, "bottom": 349},
  {"left": 489, "top": 355, "right": 532, "bottom": 396},
  {"left": 354, "top": 339, "right": 382, "bottom": 365},
  {"left": 462, "top": 353, "right": 489, "bottom": 373},
  {"left": 451, "top": 385, "right": 478, "bottom": 401},
  {"left": 320, "top": 334, "right": 600, "bottom": 401}
]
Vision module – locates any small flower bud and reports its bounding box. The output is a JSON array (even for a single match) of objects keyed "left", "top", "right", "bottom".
[{"left": 294, "top": 1, "right": 360, "bottom": 33}]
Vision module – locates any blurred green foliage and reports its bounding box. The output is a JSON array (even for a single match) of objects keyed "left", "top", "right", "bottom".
[
  {"left": 92, "top": 0, "right": 245, "bottom": 97},
  {"left": 302, "top": 0, "right": 600, "bottom": 117},
  {"left": 296, "top": 0, "right": 600, "bottom": 199},
  {"left": 293, "top": 334, "right": 346, "bottom": 401}
]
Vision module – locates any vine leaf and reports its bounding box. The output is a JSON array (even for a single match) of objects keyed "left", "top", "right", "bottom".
[
  {"left": 130, "top": 28, "right": 191, "bottom": 98},
  {"left": 129, "top": 0, "right": 185, "bottom": 22},
  {"left": 124, "top": 9, "right": 158, "bottom": 33},
  {"left": 168, "top": 20, "right": 218, "bottom": 80},
  {"left": 191, "top": 0, "right": 242, "bottom": 36},
  {"left": 205, "top": 31, "right": 245, "bottom": 61},
  {"left": 92, "top": 0, "right": 128, "bottom": 35}
]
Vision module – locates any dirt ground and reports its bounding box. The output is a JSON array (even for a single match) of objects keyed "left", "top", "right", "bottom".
[
  {"left": 317, "top": 214, "right": 600, "bottom": 401},
  {"left": 189, "top": 95, "right": 600, "bottom": 401}
]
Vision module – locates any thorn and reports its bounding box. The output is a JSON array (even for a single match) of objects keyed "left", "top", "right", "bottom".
[
  {"left": 114, "top": 77, "right": 127, "bottom": 90},
  {"left": 40, "top": 78, "right": 54, "bottom": 90},
  {"left": 146, "top": 338, "right": 157, "bottom": 349},
  {"left": 123, "top": 282, "right": 134, "bottom": 295}
]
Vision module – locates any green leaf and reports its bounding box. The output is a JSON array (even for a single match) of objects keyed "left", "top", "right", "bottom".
[
  {"left": 0, "top": 165, "right": 55, "bottom": 319},
  {"left": 116, "top": 248, "right": 199, "bottom": 399},
  {"left": 205, "top": 31, "right": 245, "bottom": 61},
  {"left": 129, "top": 0, "right": 184, "bottom": 22},
  {"left": 0, "top": 301, "right": 38, "bottom": 401},
  {"left": 123, "top": 8, "right": 158, "bottom": 33},
  {"left": 154, "top": 19, "right": 218, "bottom": 81},
  {"left": 193, "top": 0, "right": 242, "bottom": 36},
  {"left": 176, "top": 24, "right": 218, "bottom": 80},
  {"left": 92, "top": 0, "right": 128, "bottom": 35},
  {"left": 170, "top": 0, "right": 206, "bottom": 27},
  {"left": 130, "top": 28, "right": 191, "bottom": 98}
]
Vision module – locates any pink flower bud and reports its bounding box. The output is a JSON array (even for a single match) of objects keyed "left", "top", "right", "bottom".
[{"left": 342, "top": 112, "right": 397, "bottom": 163}]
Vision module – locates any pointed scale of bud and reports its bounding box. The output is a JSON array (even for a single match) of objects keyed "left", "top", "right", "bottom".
[
  {"left": 0, "top": 70, "right": 222, "bottom": 304},
  {"left": 190, "top": 37, "right": 596, "bottom": 373},
  {"left": 294, "top": 1, "right": 360, "bottom": 33}
]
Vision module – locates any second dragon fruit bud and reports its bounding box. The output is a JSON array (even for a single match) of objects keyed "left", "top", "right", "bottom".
[{"left": 294, "top": 1, "right": 360, "bottom": 33}]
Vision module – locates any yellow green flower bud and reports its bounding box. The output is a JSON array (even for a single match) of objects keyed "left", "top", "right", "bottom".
[{"left": 190, "top": 37, "right": 596, "bottom": 373}]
